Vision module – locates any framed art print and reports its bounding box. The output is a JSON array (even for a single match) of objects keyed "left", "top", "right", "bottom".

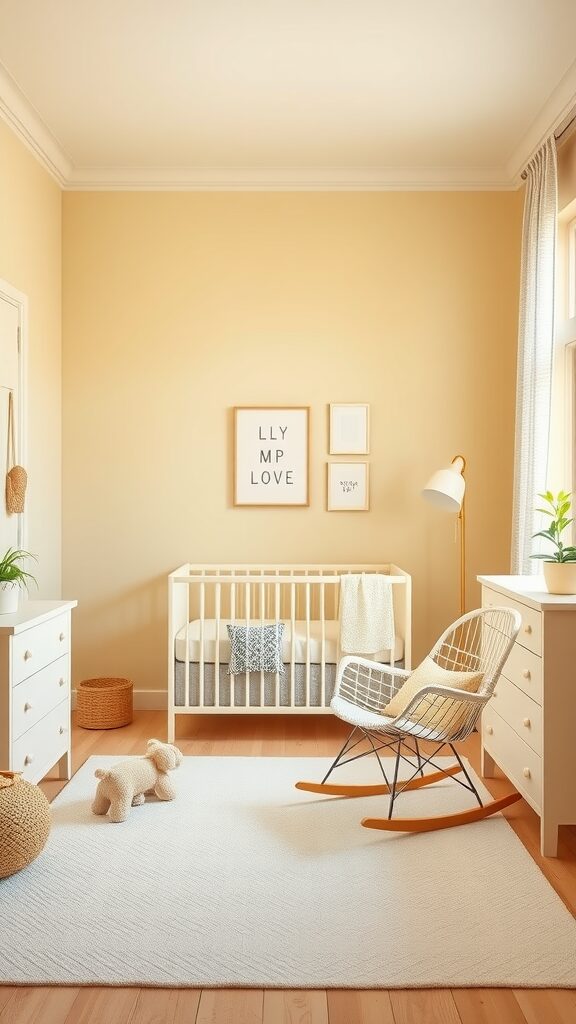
[
  {"left": 327, "top": 462, "right": 369, "bottom": 511},
  {"left": 234, "top": 406, "right": 309, "bottom": 506},
  {"left": 329, "top": 403, "right": 369, "bottom": 455}
]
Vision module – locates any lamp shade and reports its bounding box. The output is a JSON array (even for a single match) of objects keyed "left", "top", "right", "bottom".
[{"left": 422, "top": 458, "right": 466, "bottom": 513}]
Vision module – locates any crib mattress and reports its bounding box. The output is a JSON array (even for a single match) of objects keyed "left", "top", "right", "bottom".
[
  {"left": 174, "top": 618, "right": 404, "bottom": 665},
  {"left": 174, "top": 661, "right": 338, "bottom": 708}
]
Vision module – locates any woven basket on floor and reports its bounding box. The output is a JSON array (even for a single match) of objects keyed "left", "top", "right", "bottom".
[
  {"left": 0, "top": 771, "right": 51, "bottom": 879},
  {"left": 77, "top": 677, "right": 133, "bottom": 729}
]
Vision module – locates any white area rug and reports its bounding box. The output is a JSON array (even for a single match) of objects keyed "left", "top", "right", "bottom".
[{"left": 1, "top": 755, "right": 576, "bottom": 988}]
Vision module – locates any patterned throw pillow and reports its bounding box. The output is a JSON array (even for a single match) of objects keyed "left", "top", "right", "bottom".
[{"left": 227, "top": 623, "right": 285, "bottom": 675}]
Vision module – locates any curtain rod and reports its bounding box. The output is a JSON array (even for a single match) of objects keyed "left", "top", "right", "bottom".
[
  {"left": 518, "top": 110, "right": 573, "bottom": 180},
  {"left": 521, "top": 108, "right": 576, "bottom": 179},
  {"left": 555, "top": 110, "right": 576, "bottom": 143}
]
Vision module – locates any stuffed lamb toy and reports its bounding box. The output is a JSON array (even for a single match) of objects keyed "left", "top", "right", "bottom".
[{"left": 91, "top": 738, "right": 183, "bottom": 823}]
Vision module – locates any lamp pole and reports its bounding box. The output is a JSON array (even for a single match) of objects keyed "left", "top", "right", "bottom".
[{"left": 451, "top": 455, "right": 466, "bottom": 616}]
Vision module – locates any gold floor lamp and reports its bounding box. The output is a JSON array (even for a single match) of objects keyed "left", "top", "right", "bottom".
[{"left": 422, "top": 455, "right": 467, "bottom": 616}]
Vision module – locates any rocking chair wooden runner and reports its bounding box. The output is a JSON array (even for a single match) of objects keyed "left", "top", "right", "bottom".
[{"left": 296, "top": 607, "right": 522, "bottom": 833}]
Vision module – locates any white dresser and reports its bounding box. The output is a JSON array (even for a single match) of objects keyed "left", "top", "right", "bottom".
[
  {"left": 479, "top": 575, "right": 576, "bottom": 857},
  {"left": 0, "top": 600, "right": 77, "bottom": 784}
]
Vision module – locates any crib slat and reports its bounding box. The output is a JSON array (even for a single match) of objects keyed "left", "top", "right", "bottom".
[
  {"left": 260, "top": 578, "right": 265, "bottom": 707},
  {"left": 184, "top": 576, "right": 190, "bottom": 710},
  {"left": 320, "top": 581, "right": 326, "bottom": 707},
  {"left": 215, "top": 579, "right": 221, "bottom": 708},
  {"left": 230, "top": 574, "right": 236, "bottom": 709},
  {"left": 305, "top": 580, "right": 311, "bottom": 709},
  {"left": 199, "top": 576, "right": 205, "bottom": 708},
  {"left": 274, "top": 579, "right": 281, "bottom": 708},
  {"left": 290, "top": 579, "right": 296, "bottom": 708},
  {"left": 245, "top": 580, "right": 251, "bottom": 707}
]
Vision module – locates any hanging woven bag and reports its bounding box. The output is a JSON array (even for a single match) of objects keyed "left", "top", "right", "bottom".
[{"left": 5, "top": 391, "right": 27, "bottom": 514}]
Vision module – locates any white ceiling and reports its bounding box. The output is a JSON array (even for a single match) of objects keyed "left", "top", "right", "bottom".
[{"left": 0, "top": 0, "right": 575, "bottom": 189}]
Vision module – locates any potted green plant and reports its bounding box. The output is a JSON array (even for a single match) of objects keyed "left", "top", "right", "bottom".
[
  {"left": 531, "top": 490, "right": 576, "bottom": 594},
  {"left": 0, "top": 548, "right": 37, "bottom": 614}
]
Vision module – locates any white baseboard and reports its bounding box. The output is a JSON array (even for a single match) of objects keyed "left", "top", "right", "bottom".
[{"left": 72, "top": 689, "right": 167, "bottom": 711}]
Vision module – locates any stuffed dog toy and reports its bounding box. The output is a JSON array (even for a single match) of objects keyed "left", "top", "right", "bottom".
[{"left": 91, "top": 738, "right": 183, "bottom": 823}]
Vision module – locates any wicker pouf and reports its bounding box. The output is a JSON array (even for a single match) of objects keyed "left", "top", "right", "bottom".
[
  {"left": 77, "top": 677, "right": 133, "bottom": 729},
  {"left": 0, "top": 772, "right": 51, "bottom": 879}
]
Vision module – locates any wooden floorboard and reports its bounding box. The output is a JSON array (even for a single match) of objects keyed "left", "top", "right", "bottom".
[
  {"left": 513, "top": 988, "right": 576, "bottom": 1024},
  {"left": 451, "top": 989, "right": 529, "bottom": 1024},
  {"left": 129, "top": 987, "right": 201, "bottom": 1024},
  {"left": 389, "top": 989, "right": 462, "bottom": 1024},
  {"left": 196, "top": 988, "right": 264, "bottom": 1024},
  {"left": 61, "top": 988, "right": 139, "bottom": 1024},
  {"left": 0, "top": 710, "right": 569, "bottom": 1024},
  {"left": 263, "top": 990, "right": 328, "bottom": 1024},
  {"left": 327, "top": 990, "right": 395, "bottom": 1024},
  {"left": 0, "top": 987, "right": 80, "bottom": 1024}
]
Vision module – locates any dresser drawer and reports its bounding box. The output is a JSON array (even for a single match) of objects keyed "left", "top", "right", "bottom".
[
  {"left": 501, "top": 642, "right": 542, "bottom": 705},
  {"left": 482, "top": 587, "right": 542, "bottom": 656},
  {"left": 482, "top": 704, "right": 542, "bottom": 812},
  {"left": 11, "top": 655, "right": 69, "bottom": 741},
  {"left": 11, "top": 612, "right": 70, "bottom": 686},
  {"left": 11, "top": 699, "right": 70, "bottom": 782},
  {"left": 492, "top": 675, "right": 542, "bottom": 755}
]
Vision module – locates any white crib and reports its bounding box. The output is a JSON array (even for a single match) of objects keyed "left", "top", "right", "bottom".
[{"left": 167, "top": 563, "right": 411, "bottom": 741}]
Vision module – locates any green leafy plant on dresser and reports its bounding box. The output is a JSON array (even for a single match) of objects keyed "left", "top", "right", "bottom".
[
  {"left": 532, "top": 491, "right": 576, "bottom": 594},
  {"left": 0, "top": 548, "right": 37, "bottom": 614}
]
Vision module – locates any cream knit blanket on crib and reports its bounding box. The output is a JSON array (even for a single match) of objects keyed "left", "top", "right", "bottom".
[{"left": 339, "top": 574, "right": 395, "bottom": 655}]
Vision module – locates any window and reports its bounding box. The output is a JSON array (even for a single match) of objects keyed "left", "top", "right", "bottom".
[
  {"left": 568, "top": 216, "right": 576, "bottom": 320},
  {"left": 550, "top": 175, "right": 576, "bottom": 499}
]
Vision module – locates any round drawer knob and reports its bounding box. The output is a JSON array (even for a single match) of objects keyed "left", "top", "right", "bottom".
[
  {"left": 524, "top": 624, "right": 532, "bottom": 635},
  {"left": 23, "top": 650, "right": 33, "bottom": 661},
  {"left": 24, "top": 702, "right": 33, "bottom": 712},
  {"left": 59, "top": 725, "right": 65, "bottom": 735},
  {"left": 522, "top": 669, "right": 531, "bottom": 679},
  {"left": 523, "top": 717, "right": 531, "bottom": 728},
  {"left": 24, "top": 754, "right": 34, "bottom": 766},
  {"left": 523, "top": 767, "right": 531, "bottom": 779},
  {"left": 59, "top": 632, "right": 65, "bottom": 642},
  {"left": 486, "top": 726, "right": 493, "bottom": 735},
  {"left": 59, "top": 677, "right": 65, "bottom": 687},
  {"left": 493, "top": 690, "right": 498, "bottom": 698}
]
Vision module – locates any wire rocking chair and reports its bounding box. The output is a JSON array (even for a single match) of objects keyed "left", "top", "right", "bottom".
[{"left": 296, "top": 606, "right": 522, "bottom": 833}]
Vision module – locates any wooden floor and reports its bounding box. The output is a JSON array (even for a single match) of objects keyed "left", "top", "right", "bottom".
[{"left": 2, "top": 711, "right": 575, "bottom": 1024}]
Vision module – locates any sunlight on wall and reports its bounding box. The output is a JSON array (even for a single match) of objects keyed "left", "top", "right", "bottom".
[{"left": 63, "top": 190, "right": 523, "bottom": 698}]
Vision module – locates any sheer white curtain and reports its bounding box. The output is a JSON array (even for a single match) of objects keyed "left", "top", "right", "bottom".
[{"left": 511, "top": 137, "right": 558, "bottom": 574}]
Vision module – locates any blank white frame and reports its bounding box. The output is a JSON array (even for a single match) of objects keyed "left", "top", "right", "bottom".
[
  {"left": 327, "top": 462, "right": 369, "bottom": 511},
  {"left": 329, "top": 403, "right": 370, "bottom": 454}
]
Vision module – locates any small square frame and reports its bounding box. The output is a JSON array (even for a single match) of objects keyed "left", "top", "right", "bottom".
[
  {"left": 327, "top": 462, "right": 369, "bottom": 511},
  {"left": 329, "top": 403, "right": 370, "bottom": 455}
]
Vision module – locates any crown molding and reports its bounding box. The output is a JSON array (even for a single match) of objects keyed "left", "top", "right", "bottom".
[
  {"left": 0, "top": 63, "right": 72, "bottom": 186},
  {"left": 506, "top": 58, "right": 576, "bottom": 183},
  {"left": 1, "top": 50, "right": 575, "bottom": 192},
  {"left": 65, "top": 163, "right": 514, "bottom": 191}
]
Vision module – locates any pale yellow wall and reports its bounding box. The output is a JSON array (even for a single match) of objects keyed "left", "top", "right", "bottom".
[
  {"left": 62, "top": 191, "right": 523, "bottom": 698},
  {"left": 0, "top": 120, "right": 62, "bottom": 597}
]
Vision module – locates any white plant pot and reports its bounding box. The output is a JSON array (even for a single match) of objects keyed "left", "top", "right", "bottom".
[
  {"left": 543, "top": 561, "right": 576, "bottom": 595},
  {"left": 0, "top": 582, "right": 20, "bottom": 614}
]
